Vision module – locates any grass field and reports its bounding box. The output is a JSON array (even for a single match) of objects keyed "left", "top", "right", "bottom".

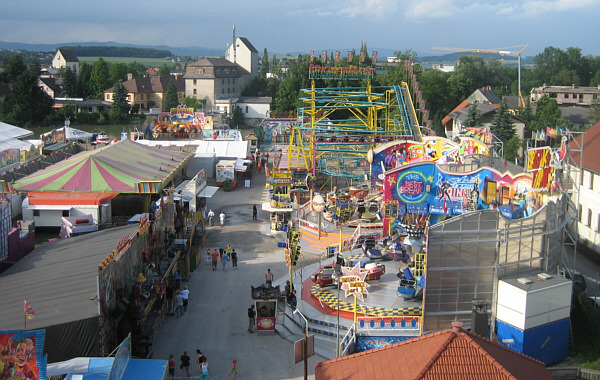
[{"left": 77, "top": 56, "right": 174, "bottom": 67}]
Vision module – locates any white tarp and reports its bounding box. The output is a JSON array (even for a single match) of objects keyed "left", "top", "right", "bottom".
[{"left": 0, "top": 121, "right": 33, "bottom": 141}]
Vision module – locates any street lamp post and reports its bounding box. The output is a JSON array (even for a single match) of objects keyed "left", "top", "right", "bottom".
[{"left": 293, "top": 309, "right": 308, "bottom": 380}]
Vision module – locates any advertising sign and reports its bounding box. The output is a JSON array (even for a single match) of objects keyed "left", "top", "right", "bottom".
[{"left": 0, "top": 329, "right": 46, "bottom": 380}]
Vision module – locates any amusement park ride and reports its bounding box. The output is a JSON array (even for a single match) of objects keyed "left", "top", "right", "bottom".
[{"left": 259, "top": 54, "right": 578, "bottom": 361}]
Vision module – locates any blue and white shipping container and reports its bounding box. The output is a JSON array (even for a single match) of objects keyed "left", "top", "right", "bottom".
[{"left": 495, "top": 273, "right": 572, "bottom": 365}]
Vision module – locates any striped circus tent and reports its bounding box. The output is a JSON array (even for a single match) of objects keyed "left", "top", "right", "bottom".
[{"left": 14, "top": 140, "right": 193, "bottom": 194}]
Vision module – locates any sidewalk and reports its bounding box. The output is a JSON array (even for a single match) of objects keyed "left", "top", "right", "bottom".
[{"left": 151, "top": 163, "right": 325, "bottom": 379}]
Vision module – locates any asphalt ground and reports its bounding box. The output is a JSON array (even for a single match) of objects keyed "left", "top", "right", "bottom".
[{"left": 152, "top": 163, "right": 325, "bottom": 379}]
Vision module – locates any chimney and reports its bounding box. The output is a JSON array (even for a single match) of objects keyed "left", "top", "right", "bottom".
[
  {"left": 572, "top": 84, "right": 576, "bottom": 89},
  {"left": 451, "top": 321, "right": 464, "bottom": 333},
  {"left": 471, "top": 299, "right": 490, "bottom": 338},
  {"left": 127, "top": 73, "right": 133, "bottom": 81}
]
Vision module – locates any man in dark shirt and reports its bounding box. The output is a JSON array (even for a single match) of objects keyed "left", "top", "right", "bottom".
[
  {"left": 248, "top": 304, "right": 256, "bottom": 333},
  {"left": 180, "top": 350, "right": 191, "bottom": 377}
]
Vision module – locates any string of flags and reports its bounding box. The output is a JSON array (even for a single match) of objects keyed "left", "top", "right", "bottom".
[{"left": 535, "top": 126, "right": 568, "bottom": 141}]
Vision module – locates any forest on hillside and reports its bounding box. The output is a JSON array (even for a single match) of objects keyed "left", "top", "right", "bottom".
[{"left": 62, "top": 46, "right": 172, "bottom": 58}]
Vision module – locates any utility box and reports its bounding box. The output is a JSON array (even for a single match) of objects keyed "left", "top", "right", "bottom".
[{"left": 495, "top": 273, "right": 572, "bottom": 365}]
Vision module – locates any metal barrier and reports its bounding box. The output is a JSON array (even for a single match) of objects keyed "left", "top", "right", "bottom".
[{"left": 357, "top": 316, "right": 420, "bottom": 333}]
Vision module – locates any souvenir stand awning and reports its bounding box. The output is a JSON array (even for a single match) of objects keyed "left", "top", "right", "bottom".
[{"left": 13, "top": 140, "right": 193, "bottom": 194}]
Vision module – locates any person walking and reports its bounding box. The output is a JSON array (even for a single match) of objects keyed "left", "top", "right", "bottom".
[
  {"left": 199, "top": 357, "right": 210, "bottom": 380},
  {"left": 175, "top": 290, "right": 184, "bottom": 318},
  {"left": 181, "top": 285, "right": 189, "bottom": 312},
  {"left": 228, "top": 359, "right": 238, "bottom": 377},
  {"left": 265, "top": 268, "right": 274, "bottom": 287},
  {"left": 231, "top": 249, "right": 238, "bottom": 270},
  {"left": 252, "top": 204, "right": 258, "bottom": 221},
  {"left": 180, "top": 350, "right": 191, "bottom": 377},
  {"left": 196, "top": 349, "right": 205, "bottom": 369},
  {"left": 219, "top": 211, "right": 226, "bottom": 227},
  {"left": 207, "top": 209, "right": 215, "bottom": 227},
  {"left": 210, "top": 249, "right": 219, "bottom": 271},
  {"left": 248, "top": 304, "right": 256, "bottom": 333},
  {"left": 226, "top": 244, "right": 232, "bottom": 256},
  {"left": 205, "top": 248, "right": 211, "bottom": 266},
  {"left": 222, "top": 251, "right": 229, "bottom": 272},
  {"left": 168, "top": 354, "right": 176, "bottom": 380}
]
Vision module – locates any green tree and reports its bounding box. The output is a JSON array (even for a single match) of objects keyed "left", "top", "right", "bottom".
[
  {"left": 77, "top": 62, "right": 93, "bottom": 98},
  {"left": 231, "top": 107, "right": 244, "bottom": 128},
  {"left": 158, "top": 64, "right": 171, "bottom": 76},
  {"left": 463, "top": 103, "right": 482, "bottom": 129},
  {"left": 109, "top": 80, "right": 130, "bottom": 123},
  {"left": 89, "top": 57, "right": 110, "bottom": 99},
  {"left": 163, "top": 79, "right": 179, "bottom": 111},
  {"left": 260, "top": 48, "right": 270, "bottom": 78},
  {"left": 3, "top": 54, "right": 27, "bottom": 83},
  {"left": 447, "top": 72, "right": 473, "bottom": 102},
  {"left": 109, "top": 62, "right": 129, "bottom": 84},
  {"left": 126, "top": 61, "right": 147, "bottom": 78},
  {"left": 184, "top": 96, "right": 205, "bottom": 112},
  {"left": 274, "top": 55, "right": 311, "bottom": 112},
  {"left": 62, "top": 67, "right": 77, "bottom": 97},
  {"left": 489, "top": 99, "right": 515, "bottom": 145},
  {"left": 0, "top": 61, "right": 53, "bottom": 126},
  {"left": 504, "top": 136, "right": 522, "bottom": 163},
  {"left": 455, "top": 55, "right": 486, "bottom": 90},
  {"left": 529, "top": 95, "right": 562, "bottom": 132}
]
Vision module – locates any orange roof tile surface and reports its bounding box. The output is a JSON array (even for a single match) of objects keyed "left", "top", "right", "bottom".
[
  {"left": 314, "top": 322, "right": 553, "bottom": 380},
  {"left": 569, "top": 121, "right": 600, "bottom": 174}
]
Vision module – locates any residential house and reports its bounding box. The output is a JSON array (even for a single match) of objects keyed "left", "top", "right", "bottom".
[
  {"left": 442, "top": 88, "right": 525, "bottom": 150},
  {"left": 530, "top": 84, "right": 597, "bottom": 129},
  {"left": 51, "top": 48, "right": 79, "bottom": 74},
  {"left": 39, "top": 77, "right": 61, "bottom": 99},
  {"left": 185, "top": 37, "right": 257, "bottom": 113},
  {"left": 232, "top": 96, "right": 272, "bottom": 127},
  {"left": 314, "top": 321, "right": 553, "bottom": 380},
  {"left": 569, "top": 121, "right": 600, "bottom": 254},
  {"left": 531, "top": 84, "right": 600, "bottom": 106},
  {"left": 103, "top": 75, "right": 185, "bottom": 112},
  {"left": 184, "top": 58, "right": 250, "bottom": 114}
]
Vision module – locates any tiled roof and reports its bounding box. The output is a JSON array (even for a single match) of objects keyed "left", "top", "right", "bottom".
[
  {"left": 314, "top": 322, "right": 553, "bottom": 380},
  {"left": 442, "top": 100, "right": 470, "bottom": 127},
  {"left": 105, "top": 75, "right": 184, "bottom": 94},
  {"left": 569, "top": 121, "right": 600, "bottom": 174},
  {"left": 57, "top": 48, "right": 79, "bottom": 63}
]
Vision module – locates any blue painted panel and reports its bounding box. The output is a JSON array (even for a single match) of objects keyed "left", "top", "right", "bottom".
[
  {"left": 356, "top": 335, "right": 416, "bottom": 352},
  {"left": 496, "top": 318, "right": 569, "bottom": 365}
]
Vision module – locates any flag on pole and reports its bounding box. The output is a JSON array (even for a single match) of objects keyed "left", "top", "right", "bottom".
[{"left": 24, "top": 298, "right": 35, "bottom": 320}]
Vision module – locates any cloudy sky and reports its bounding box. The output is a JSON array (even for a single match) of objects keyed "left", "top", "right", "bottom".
[{"left": 1, "top": 0, "right": 598, "bottom": 57}]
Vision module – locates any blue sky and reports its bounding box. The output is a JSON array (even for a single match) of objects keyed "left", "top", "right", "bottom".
[{"left": 1, "top": 0, "right": 599, "bottom": 57}]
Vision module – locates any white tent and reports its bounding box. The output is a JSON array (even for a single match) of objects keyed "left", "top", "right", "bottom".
[{"left": 65, "top": 126, "right": 94, "bottom": 141}]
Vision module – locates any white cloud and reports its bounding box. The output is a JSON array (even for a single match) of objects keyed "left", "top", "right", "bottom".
[
  {"left": 404, "top": 0, "right": 456, "bottom": 19},
  {"left": 337, "top": 0, "right": 398, "bottom": 19},
  {"left": 521, "top": 0, "right": 597, "bottom": 16}
]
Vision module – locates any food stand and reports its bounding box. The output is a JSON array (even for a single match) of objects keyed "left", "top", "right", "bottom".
[
  {"left": 251, "top": 284, "right": 281, "bottom": 335},
  {"left": 216, "top": 160, "right": 236, "bottom": 188}
]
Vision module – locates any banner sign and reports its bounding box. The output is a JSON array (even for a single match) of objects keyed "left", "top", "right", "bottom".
[
  {"left": 0, "top": 329, "right": 47, "bottom": 380},
  {"left": 340, "top": 263, "right": 369, "bottom": 302},
  {"left": 527, "top": 147, "right": 554, "bottom": 190},
  {"left": 309, "top": 65, "right": 376, "bottom": 80}
]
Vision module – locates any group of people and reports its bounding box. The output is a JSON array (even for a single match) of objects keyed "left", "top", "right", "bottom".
[
  {"left": 173, "top": 285, "right": 190, "bottom": 319},
  {"left": 206, "top": 209, "right": 226, "bottom": 227},
  {"left": 207, "top": 244, "right": 238, "bottom": 272},
  {"left": 169, "top": 349, "right": 236, "bottom": 379}
]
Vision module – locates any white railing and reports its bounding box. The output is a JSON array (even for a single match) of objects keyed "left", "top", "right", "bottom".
[{"left": 340, "top": 323, "right": 356, "bottom": 357}]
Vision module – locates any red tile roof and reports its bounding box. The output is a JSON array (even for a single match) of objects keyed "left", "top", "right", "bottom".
[
  {"left": 442, "top": 100, "right": 470, "bottom": 128},
  {"left": 568, "top": 121, "right": 600, "bottom": 174},
  {"left": 314, "top": 322, "right": 553, "bottom": 380}
]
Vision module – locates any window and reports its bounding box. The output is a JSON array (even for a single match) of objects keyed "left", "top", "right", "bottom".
[
  {"left": 195, "top": 69, "right": 204, "bottom": 74},
  {"left": 216, "top": 69, "right": 221, "bottom": 75},
  {"left": 62, "top": 210, "right": 70, "bottom": 217},
  {"left": 222, "top": 89, "right": 224, "bottom": 94},
  {"left": 224, "top": 69, "right": 229, "bottom": 75},
  {"left": 245, "top": 106, "right": 249, "bottom": 113},
  {"left": 222, "top": 79, "right": 224, "bottom": 85},
  {"left": 193, "top": 89, "right": 197, "bottom": 95},
  {"left": 193, "top": 79, "right": 197, "bottom": 85},
  {"left": 384, "top": 203, "right": 398, "bottom": 218},
  {"left": 597, "top": 214, "right": 600, "bottom": 232},
  {"left": 590, "top": 174, "right": 594, "bottom": 190},
  {"left": 588, "top": 209, "right": 593, "bottom": 227},
  {"left": 33, "top": 210, "right": 40, "bottom": 217},
  {"left": 578, "top": 204, "right": 582, "bottom": 222}
]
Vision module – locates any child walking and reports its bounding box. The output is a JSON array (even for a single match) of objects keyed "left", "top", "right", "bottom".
[{"left": 228, "top": 359, "right": 238, "bottom": 377}]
